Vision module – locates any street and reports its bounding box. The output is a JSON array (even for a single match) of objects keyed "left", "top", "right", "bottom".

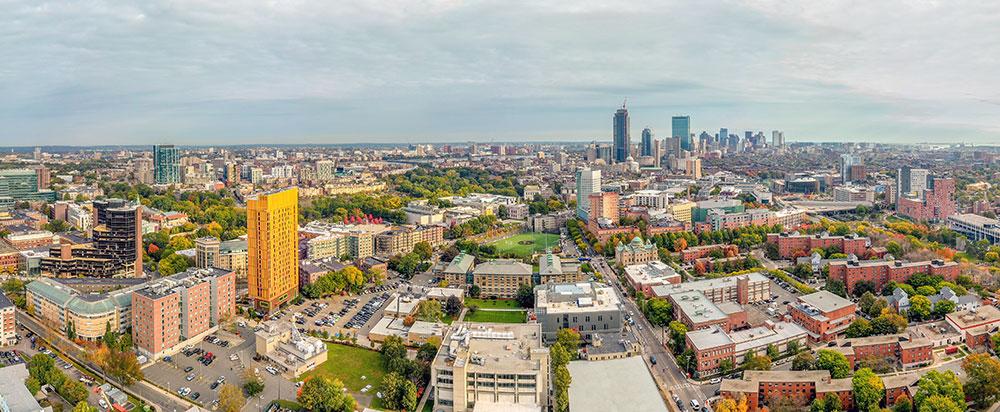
[{"left": 589, "top": 256, "right": 709, "bottom": 410}]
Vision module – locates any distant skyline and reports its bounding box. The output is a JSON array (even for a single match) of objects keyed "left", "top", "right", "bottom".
[{"left": 3, "top": 1, "right": 1000, "bottom": 145}]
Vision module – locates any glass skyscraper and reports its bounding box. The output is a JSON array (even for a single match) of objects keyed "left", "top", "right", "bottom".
[
  {"left": 613, "top": 105, "right": 629, "bottom": 163},
  {"left": 672, "top": 116, "right": 691, "bottom": 152},
  {"left": 153, "top": 144, "right": 181, "bottom": 184},
  {"left": 641, "top": 128, "right": 653, "bottom": 157}
]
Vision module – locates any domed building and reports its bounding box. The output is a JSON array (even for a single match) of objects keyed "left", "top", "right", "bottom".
[{"left": 614, "top": 236, "right": 658, "bottom": 265}]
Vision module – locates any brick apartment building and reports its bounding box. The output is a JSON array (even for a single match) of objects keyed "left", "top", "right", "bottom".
[
  {"left": 828, "top": 259, "right": 959, "bottom": 295},
  {"left": 787, "top": 291, "right": 856, "bottom": 342},
  {"left": 687, "top": 321, "right": 807, "bottom": 377},
  {"left": 721, "top": 370, "right": 921, "bottom": 412},
  {"left": 945, "top": 305, "right": 1000, "bottom": 348},
  {"left": 132, "top": 267, "right": 237, "bottom": 359},
  {"left": 896, "top": 177, "right": 956, "bottom": 223},
  {"left": 766, "top": 232, "right": 869, "bottom": 259},
  {"left": 829, "top": 334, "right": 933, "bottom": 369}
]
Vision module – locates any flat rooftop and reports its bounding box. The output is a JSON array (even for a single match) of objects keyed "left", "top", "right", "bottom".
[
  {"left": 797, "top": 291, "right": 854, "bottom": 314},
  {"left": 672, "top": 290, "right": 728, "bottom": 324},
  {"left": 437, "top": 323, "right": 546, "bottom": 373},
  {"left": 567, "top": 356, "right": 668, "bottom": 412},
  {"left": 535, "top": 282, "right": 621, "bottom": 314}
]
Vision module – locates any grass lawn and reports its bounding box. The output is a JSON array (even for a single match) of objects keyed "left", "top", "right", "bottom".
[
  {"left": 465, "top": 298, "right": 522, "bottom": 309},
  {"left": 488, "top": 233, "right": 560, "bottom": 258},
  {"left": 302, "top": 343, "right": 387, "bottom": 407},
  {"left": 465, "top": 310, "right": 526, "bottom": 323}
]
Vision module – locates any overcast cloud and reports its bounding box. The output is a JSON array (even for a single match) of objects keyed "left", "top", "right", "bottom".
[{"left": 1, "top": 0, "right": 999, "bottom": 145}]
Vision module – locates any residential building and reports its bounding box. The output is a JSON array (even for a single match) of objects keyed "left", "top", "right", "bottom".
[
  {"left": 0, "top": 294, "right": 15, "bottom": 345},
  {"left": 247, "top": 187, "right": 299, "bottom": 311},
  {"left": 153, "top": 144, "right": 181, "bottom": 185},
  {"left": 787, "top": 291, "right": 856, "bottom": 342},
  {"left": 765, "top": 232, "right": 870, "bottom": 259},
  {"left": 686, "top": 321, "right": 807, "bottom": 377},
  {"left": 588, "top": 191, "right": 619, "bottom": 224},
  {"left": 827, "top": 258, "right": 959, "bottom": 295},
  {"left": 896, "top": 177, "right": 955, "bottom": 222},
  {"left": 131, "top": 267, "right": 237, "bottom": 359},
  {"left": 629, "top": 190, "right": 671, "bottom": 210},
  {"left": 829, "top": 334, "right": 933, "bottom": 370},
  {"left": 430, "top": 323, "right": 550, "bottom": 412},
  {"left": 945, "top": 305, "right": 1000, "bottom": 348},
  {"left": 896, "top": 166, "right": 929, "bottom": 199},
  {"left": 575, "top": 168, "right": 601, "bottom": 220},
  {"left": 534, "top": 282, "right": 622, "bottom": 342},
  {"left": 833, "top": 186, "right": 876, "bottom": 203},
  {"left": 614, "top": 236, "right": 657, "bottom": 265},
  {"left": 195, "top": 236, "right": 220, "bottom": 270},
  {"left": 652, "top": 272, "right": 770, "bottom": 305},
  {"left": 374, "top": 225, "right": 444, "bottom": 256}
]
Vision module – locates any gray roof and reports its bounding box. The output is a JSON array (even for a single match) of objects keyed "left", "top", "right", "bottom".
[
  {"left": 0, "top": 293, "right": 12, "bottom": 310},
  {"left": 220, "top": 239, "right": 247, "bottom": 252},
  {"left": 473, "top": 259, "right": 532, "bottom": 276},
  {"left": 686, "top": 325, "right": 734, "bottom": 350},
  {"left": 538, "top": 252, "right": 562, "bottom": 276},
  {"left": 567, "top": 357, "right": 668, "bottom": 412},
  {"left": 443, "top": 252, "right": 475, "bottom": 275},
  {"left": 0, "top": 364, "right": 44, "bottom": 411},
  {"left": 797, "top": 291, "right": 853, "bottom": 314}
]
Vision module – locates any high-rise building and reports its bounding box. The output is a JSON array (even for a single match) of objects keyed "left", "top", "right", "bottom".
[
  {"left": 575, "top": 168, "right": 601, "bottom": 220},
  {"left": 0, "top": 169, "right": 57, "bottom": 210},
  {"left": 840, "top": 154, "right": 855, "bottom": 183},
  {"left": 134, "top": 158, "right": 154, "bottom": 184},
  {"left": 613, "top": 104, "right": 629, "bottom": 163},
  {"left": 247, "top": 187, "right": 299, "bottom": 312},
  {"left": 672, "top": 116, "right": 691, "bottom": 152},
  {"left": 719, "top": 128, "right": 728, "bottom": 148},
  {"left": 40, "top": 199, "right": 142, "bottom": 277},
  {"left": 316, "top": 160, "right": 336, "bottom": 181},
  {"left": 771, "top": 130, "right": 784, "bottom": 147},
  {"left": 153, "top": 145, "right": 181, "bottom": 184},
  {"left": 896, "top": 166, "right": 929, "bottom": 199},
  {"left": 641, "top": 128, "right": 653, "bottom": 157}
]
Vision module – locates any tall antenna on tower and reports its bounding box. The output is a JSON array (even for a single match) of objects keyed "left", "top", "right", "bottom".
[{"left": 622, "top": 98, "right": 628, "bottom": 109}]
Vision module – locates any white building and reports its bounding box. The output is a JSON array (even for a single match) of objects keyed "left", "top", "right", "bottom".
[{"left": 575, "top": 168, "right": 601, "bottom": 220}]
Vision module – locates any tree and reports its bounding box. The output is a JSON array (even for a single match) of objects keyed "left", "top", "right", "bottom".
[
  {"left": 668, "top": 321, "right": 688, "bottom": 354},
  {"left": 413, "top": 241, "right": 433, "bottom": 260},
  {"left": 816, "top": 349, "right": 851, "bottom": 379},
  {"left": 886, "top": 241, "right": 903, "bottom": 258},
  {"left": 674, "top": 237, "right": 688, "bottom": 252},
  {"left": 810, "top": 393, "right": 842, "bottom": 412},
  {"left": 852, "top": 368, "right": 885, "bottom": 412},
  {"left": 892, "top": 395, "right": 913, "bottom": 412},
  {"left": 415, "top": 300, "right": 444, "bottom": 322},
  {"left": 858, "top": 292, "right": 877, "bottom": 314},
  {"left": 380, "top": 335, "right": 408, "bottom": 368},
  {"left": 792, "top": 351, "right": 815, "bottom": 371},
  {"left": 826, "top": 279, "right": 847, "bottom": 298},
  {"left": 716, "top": 398, "right": 738, "bottom": 412},
  {"left": 444, "top": 295, "right": 463, "bottom": 317},
  {"left": 766, "top": 344, "right": 779, "bottom": 359},
  {"left": 556, "top": 328, "right": 582, "bottom": 355},
  {"left": 933, "top": 300, "right": 956, "bottom": 317},
  {"left": 24, "top": 376, "right": 40, "bottom": 395},
  {"left": 644, "top": 298, "right": 673, "bottom": 327},
  {"left": 217, "top": 383, "right": 245, "bottom": 412},
  {"left": 297, "top": 376, "right": 357, "bottom": 412},
  {"left": 744, "top": 355, "right": 772, "bottom": 371},
  {"left": 554, "top": 360, "right": 571, "bottom": 412},
  {"left": 516, "top": 284, "right": 535, "bottom": 308},
  {"left": 242, "top": 368, "right": 265, "bottom": 397},
  {"left": 845, "top": 318, "right": 873, "bottom": 338},
  {"left": 913, "top": 370, "right": 963, "bottom": 411},
  {"left": 962, "top": 353, "right": 1000, "bottom": 407},
  {"left": 469, "top": 284, "right": 481, "bottom": 298},
  {"left": 909, "top": 295, "right": 932, "bottom": 321},
  {"left": 157, "top": 252, "right": 191, "bottom": 275},
  {"left": 381, "top": 372, "right": 417, "bottom": 411},
  {"left": 786, "top": 340, "right": 801, "bottom": 356},
  {"left": 720, "top": 358, "right": 735, "bottom": 375},
  {"left": 916, "top": 395, "right": 961, "bottom": 412},
  {"left": 992, "top": 333, "right": 1000, "bottom": 354},
  {"left": 72, "top": 401, "right": 99, "bottom": 412}
]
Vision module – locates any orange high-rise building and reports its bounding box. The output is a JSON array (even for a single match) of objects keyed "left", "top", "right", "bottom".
[{"left": 247, "top": 187, "right": 299, "bottom": 311}]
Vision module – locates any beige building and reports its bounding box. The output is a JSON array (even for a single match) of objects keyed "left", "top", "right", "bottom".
[
  {"left": 254, "top": 320, "right": 328, "bottom": 376},
  {"left": 614, "top": 236, "right": 658, "bottom": 266},
  {"left": 26, "top": 278, "right": 133, "bottom": 341},
  {"left": 472, "top": 260, "right": 533, "bottom": 299},
  {"left": 431, "top": 323, "right": 549, "bottom": 412},
  {"left": 375, "top": 225, "right": 444, "bottom": 257}
]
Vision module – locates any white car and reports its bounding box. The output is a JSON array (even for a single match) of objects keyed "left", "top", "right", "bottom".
[
  {"left": 99, "top": 399, "right": 108, "bottom": 409},
  {"left": 709, "top": 378, "right": 722, "bottom": 384}
]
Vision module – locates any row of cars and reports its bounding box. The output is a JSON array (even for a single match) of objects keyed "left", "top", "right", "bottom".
[
  {"left": 344, "top": 292, "right": 391, "bottom": 329},
  {"left": 204, "top": 334, "right": 231, "bottom": 348}
]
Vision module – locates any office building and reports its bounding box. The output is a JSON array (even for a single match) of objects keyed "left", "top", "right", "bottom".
[
  {"left": 787, "top": 291, "right": 856, "bottom": 342},
  {"left": 575, "top": 168, "right": 601, "bottom": 220},
  {"left": 839, "top": 154, "right": 855, "bottom": 183},
  {"left": 673, "top": 116, "right": 691, "bottom": 151},
  {"left": 40, "top": 199, "right": 142, "bottom": 277},
  {"left": 896, "top": 177, "right": 956, "bottom": 222},
  {"left": 0, "top": 294, "right": 15, "bottom": 346},
  {"left": 833, "top": 186, "right": 876, "bottom": 203},
  {"left": 255, "top": 320, "right": 328, "bottom": 376},
  {"left": 247, "top": 187, "right": 299, "bottom": 311},
  {"left": 613, "top": 104, "right": 629, "bottom": 163},
  {"left": 534, "top": 282, "right": 622, "bottom": 342},
  {"left": 430, "top": 323, "right": 550, "bottom": 412},
  {"left": 686, "top": 321, "right": 807, "bottom": 377},
  {"left": 0, "top": 169, "right": 57, "bottom": 209},
  {"left": 622, "top": 261, "right": 682, "bottom": 296},
  {"left": 947, "top": 213, "right": 1000, "bottom": 244},
  {"left": 471, "top": 259, "right": 533, "bottom": 299},
  {"left": 315, "top": 160, "right": 336, "bottom": 181},
  {"left": 641, "top": 128, "right": 653, "bottom": 157},
  {"left": 153, "top": 144, "right": 181, "bottom": 185},
  {"left": 771, "top": 130, "right": 784, "bottom": 147}
]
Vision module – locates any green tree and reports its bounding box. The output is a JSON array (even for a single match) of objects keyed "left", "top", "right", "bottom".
[
  {"left": 218, "top": 383, "right": 245, "bottom": 412},
  {"left": 845, "top": 318, "right": 873, "bottom": 338},
  {"left": 766, "top": 343, "right": 779, "bottom": 359},
  {"left": 444, "top": 295, "right": 463, "bottom": 317},
  {"left": 913, "top": 370, "right": 964, "bottom": 411},
  {"left": 786, "top": 340, "right": 801, "bottom": 356},
  {"left": 72, "top": 401, "right": 99, "bottom": 412},
  {"left": 415, "top": 300, "right": 444, "bottom": 322},
  {"left": 826, "top": 279, "right": 847, "bottom": 297},
  {"left": 416, "top": 341, "right": 439, "bottom": 363},
  {"left": 858, "top": 292, "right": 877, "bottom": 314},
  {"left": 933, "top": 300, "right": 956, "bottom": 317},
  {"left": 24, "top": 377, "right": 40, "bottom": 395},
  {"left": 852, "top": 368, "right": 885, "bottom": 412},
  {"left": 719, "top": 358, "right": 735, "bottom": 375},
  {"left": 816, "top": 349, "right": 851, "bottom": 379},
  {"left": 792, "top": 351, "right": 816, "bottom": 371},
  {"left": 962, "top": 353, "right": 1000, "bottom": 408},
  {"left": 516, "top": 284, "right": 535, "bottom": 308},
  {"left": 916, "top": 395, "right": 962, "bottom": 412},
  {"left": 744, "top": 355, "right": 772, "bottom": 371},
  {"left": 644, "top": 298, "right": 673, "bottom": 327},
  {"left": 297, "top": 376, "right": 357, "bottom": 412},
  {"left": 892, "top": 395, "right": 913, "bottom": 412},
  {"left": 909, "top": 295, "right": 932, "bottom": 321},
  {"left": 992, "top": 333, "right": 1000, "bottom": 354},
  {"left": 157, "top": 252, "right": 191, "bottom": 275},
  {"left": 668, "top": 321, "right": 688, "bottom": 354},
  {"left": 380, "top": 335, "right": 408, "bottom": 367},
  {"left": 242, "top": 368, "right": 265, "bottom": 397},
  {"left": 556, "top": 328, "right": 582, "bottom": 356}
]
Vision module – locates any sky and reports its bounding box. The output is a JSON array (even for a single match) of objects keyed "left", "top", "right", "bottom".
[{"left": 2, "top": 0, "right": 1000, "bottom": 146}]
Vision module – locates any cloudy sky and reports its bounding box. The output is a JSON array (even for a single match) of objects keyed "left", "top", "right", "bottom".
[{"left": 2, "top": 0, "right": 999, "bottom": 146}]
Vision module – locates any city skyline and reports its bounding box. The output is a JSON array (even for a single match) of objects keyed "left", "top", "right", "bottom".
[{"left": 4, "top": 1, "right": 1000, "bottom": 146}]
